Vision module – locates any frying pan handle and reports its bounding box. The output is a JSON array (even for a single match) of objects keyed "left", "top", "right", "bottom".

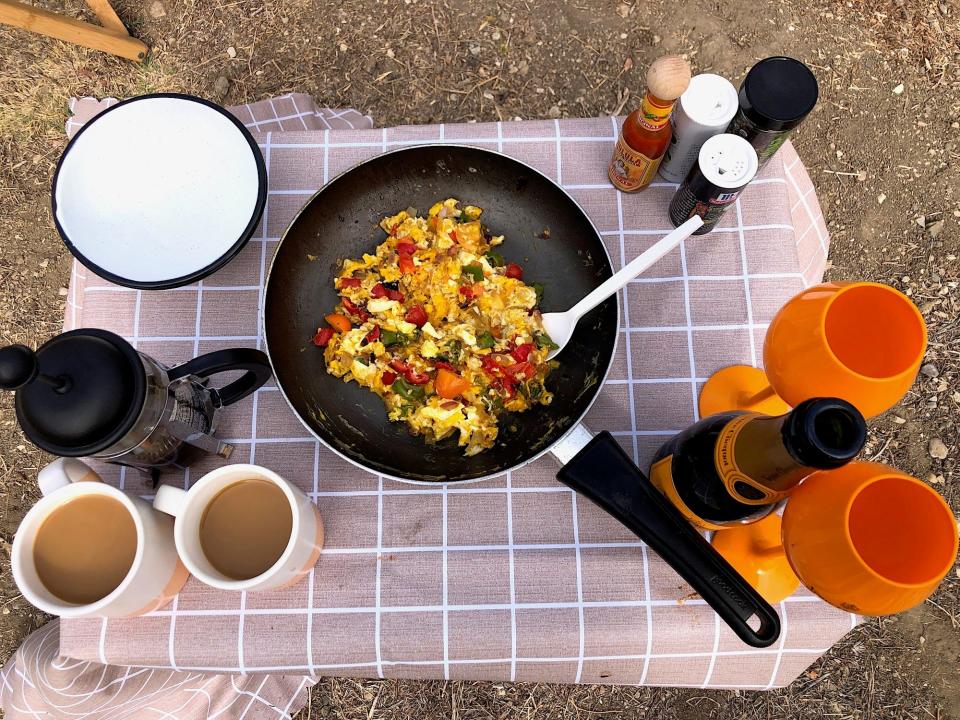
[
  {"left": 556, "top": 430, "right": 781, "bottom": 648},
  {"left": 168, "top": 349, "right": 273, "bottom": 407}
]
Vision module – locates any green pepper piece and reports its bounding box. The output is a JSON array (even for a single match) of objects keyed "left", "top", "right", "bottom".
[
  {"left": 477, "top": 331, "right": 495, "bottom": 349},
  {"left": 446, "top": 339, "right": 463, "bottom": 363},
  {"left": 392, "top": 376, "right": 426, "bottom": 403},
  {"left": 532, "top": 282, "right": 545, "bottom": 305},
  {"left": 462, "top": 263, "right": 484, "bottom": 282},
  {"left": 484, "top": 251, "right": 505, "bottom": 267},
  {"left": 380, "top": 329, "right": 408, "bottom": 347},
  {"left": 458, "top": 211, "right": 473, "bottom": 223},
  {"left": 534, "top": 331, "right": 559, "bottom": 350}
]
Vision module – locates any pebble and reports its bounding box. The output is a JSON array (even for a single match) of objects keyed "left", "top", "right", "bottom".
[
  {"left": 469, "top": 45, "right": 481, "bottom": 56},
  {"left": 212, "top": 75, "right": 229, "bottom": 100},
  {"left": 226, "top": 46, "right": 236, "bottom": 58},
  {"left": 920, "top": 363, "right": 939, "bottom": 378},
  {"left": 877, "top": 193, "right": 887, "bottom": 205},
  {"left": 893, "top": 83, "right": 905, "bottom": 94},
  {"left": 148, "top": 1, "right": 166, "bottom": 18},
  {"left": 57, "top": 287, "right": 68, "bottom": 296},
  {"left": 616, "top": 3, "right": 631, "bottom": 17},
  {"left": 926, "top": 473, "right": 945, "bottom": 485},
  {"left": 547, "top": 104, "right": 561, "bottom": 119},
  {"left": 892, "top": 415, "right": 907, "bottom": 424},
  {"left": 929, "top": 438, "right": 949, "bottom": 460},
  {"left": 927, "top": 219, "right": 944, "bottom": 238}
]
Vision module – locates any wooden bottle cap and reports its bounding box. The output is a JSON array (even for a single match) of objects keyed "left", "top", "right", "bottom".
[{"left": 646, "top": 56, "right": 692, "bottom": 101}]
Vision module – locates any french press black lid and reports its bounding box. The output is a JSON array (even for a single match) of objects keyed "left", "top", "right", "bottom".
[{"left": 0, "top": 329, "right": 146, "bottom": 457}]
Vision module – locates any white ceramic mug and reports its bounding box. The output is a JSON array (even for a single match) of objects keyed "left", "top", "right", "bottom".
[
  {"left": 12, "top": 459, "right": 188, "bottom": 618},
  {"left": 153, "top": 464, "right": 323, "bottom": 592}
]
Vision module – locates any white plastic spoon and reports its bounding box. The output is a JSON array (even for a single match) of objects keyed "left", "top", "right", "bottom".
[{"left": 540, "top": 215, "right": 704, "bottom": 359}]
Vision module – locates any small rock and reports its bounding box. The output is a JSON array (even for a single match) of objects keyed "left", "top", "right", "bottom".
[
  {"left": 38, "top": 258, "right": 48, "bottom": 268},
  {"left": 0, "top": 608, "right": 7, "bottom": 615},
  {"left": 926, "top": 473, "right": 944, "bottom": 485},
  {"left": 58, "top": 287, "right": 69, "bottom": 296},
  {"left": 547, "top": 104, "right": 561, "bottom": 119},
  {"left": 385, "top": 48, "right": 395, "bottom": 58},
  {"left": 920, "top": 363, "right": 939, "bottom": 378},
  {"left": 469, "top": 45, "right": 481, "bottom": 56},
  {"left": 892, "top": 415, "right": 907, "bottom": 424},
  {"left": 148, "top": 0, "right": 165, "bottom": 18},
  {"left": 226, "top": 46, "right": 236, "bottom": 58},
  {"left": 491, "top": 30, "right": 501, "bottom": 40},
  {"left": 927, "top": 219, "right": 944, "bottom": 238},
  {"left": 339, "top": 42, "right": 348, "bottom": 52},
  {"left": 929, "top": 438, "right": 949, "bottom": 460},
  {"left": 915, "top": 215, "right": 926, "bottom": 227},
  {"left": 856, "top": 170, "right": 866, "bottom": 182},
  {"left": 616, "top": 2, "right": 631, "bottom": 17},
  {"left": 877, "top": 193, "right": 887, "bottom": 205},
  {"left": 652, "top": 34, "right": 661, "bottom": 45},
  {"left": 893, "top": 83, "right": 905, "bottom": 95},
  {"left": 212, "top": 75, "right": 229, "bottom": 101}
]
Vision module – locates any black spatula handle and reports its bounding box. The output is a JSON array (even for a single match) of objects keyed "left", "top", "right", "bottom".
[{"left": 556, "top": 430, "right": 780, "bottom": 648}]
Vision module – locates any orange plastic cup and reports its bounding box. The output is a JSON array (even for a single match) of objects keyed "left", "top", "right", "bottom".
[
  {"left": 782, "top": 462, "right": 958, "bottom": 616},
  {"left": 764, "top": 281, "right": 927, "bottom": 418}
]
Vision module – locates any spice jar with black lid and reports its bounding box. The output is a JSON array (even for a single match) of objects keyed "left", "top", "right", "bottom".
[{"left": 726, "top": 56, "right": 819, "bottom": 170}]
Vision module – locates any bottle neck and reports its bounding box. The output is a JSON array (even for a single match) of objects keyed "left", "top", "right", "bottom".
[
  {"left": 721, "top": 398, "right": 865, "bottom": 504},
  {"left": 636, "top": 92, "right": 676, "bottom": 132}
]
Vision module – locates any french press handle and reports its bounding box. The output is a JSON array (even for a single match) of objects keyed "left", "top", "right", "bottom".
[{"left": 168, "top": 349, "right": 272, "bottom": 407}]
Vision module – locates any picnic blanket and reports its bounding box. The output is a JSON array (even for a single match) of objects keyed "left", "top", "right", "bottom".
[{"left": 2, "top": 94, "right": 848, "bottom": 719}]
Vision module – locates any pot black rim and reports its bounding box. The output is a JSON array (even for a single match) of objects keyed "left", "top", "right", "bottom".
[{"left": 51, "top": 93, "right": 268, "bottom": 291}]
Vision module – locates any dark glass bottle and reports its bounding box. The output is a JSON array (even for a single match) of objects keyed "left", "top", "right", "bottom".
[{"left": 649, "top": 397, "right": 866, "bottom": 529}]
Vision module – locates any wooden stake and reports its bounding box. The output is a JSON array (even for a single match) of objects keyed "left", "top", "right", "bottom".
[
  {"left": 0, "top": 0, "right": 148, "bottom": 62},
  {"left": 83, "top": 0, "right": 127, "bottom": 34}
]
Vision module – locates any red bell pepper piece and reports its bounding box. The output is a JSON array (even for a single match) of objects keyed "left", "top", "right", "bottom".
[
  {"left": 396, "top": 242, "right": 417, "bottom": 255},
  {"left": 398, "top": 255, "right": 415, "bottom": 274},
  {"left": 381, "top": 371, "right": 397, "bottom": 386},
  {"left": 366, "top": 325, "right": 381, "bottom": 343},
  {"left": 341, "top": 298, "right": 370, "bottom": 322},
  {"left": 404, "top": 305, "right": 428, "bottom": 327},
  {"left": 337, "top": 277, "right": 362, "bottom": 289},
  {"left": 405, "top": 369, "right": 430, "bottom": 385},
  {"left": 511, "top": 343, "right": 535, "bottom": 363},
  {"left": 371, "top": 283, "right": 388, "bottom": 298},
  {"left": 389, "top": 359, "right": 411, "bottom": 373},
  {"left": 434, "top": 360, "right": 455, "bottom": 371},
  {"left": 312, "top": 327, "right": 334, "bottom": 347},
  {"left": 458, "top": 285, "right": 474, "bottom": 300}
]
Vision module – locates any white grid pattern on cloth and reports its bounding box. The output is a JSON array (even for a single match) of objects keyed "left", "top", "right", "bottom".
[{"left": 54, "top": 98, "right": 856, "bottom": 692}]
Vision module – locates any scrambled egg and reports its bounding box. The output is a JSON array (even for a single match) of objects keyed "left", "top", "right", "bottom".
[{"left": 315, "top": 198, "right": 557, "bottom": 455}]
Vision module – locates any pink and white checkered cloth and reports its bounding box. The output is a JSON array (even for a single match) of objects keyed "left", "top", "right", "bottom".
[{"left": 2, "top": 93, "right": 845, "bottom": 719}]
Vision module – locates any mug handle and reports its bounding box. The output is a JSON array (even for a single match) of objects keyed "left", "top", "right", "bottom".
[
  {"left": 37, "top": 458, "right": 101, "bottom": 497},
  {"left": 154, "top": 485, "right": 189, "bottom": 518},
  {"left": 167, "top": 349, "right": 273, "bottom": 407}
]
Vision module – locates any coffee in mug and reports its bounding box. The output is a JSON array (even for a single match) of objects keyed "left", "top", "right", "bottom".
[
  {"left": 154, "top": 464, "right": 323, "bottom": 592},
  {"left": 199, "top": 479, "right": 293, "bottom": 580},
  {"left": 34, "top": 494, "right": 138, "bottom": 604},
  {"left": 13, "top": 459, "right": 188, "bottom": 618}
]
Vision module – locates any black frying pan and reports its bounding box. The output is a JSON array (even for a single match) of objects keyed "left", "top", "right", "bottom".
[{"left": 264, "top": 145, "right": 779, "bottom": 647}]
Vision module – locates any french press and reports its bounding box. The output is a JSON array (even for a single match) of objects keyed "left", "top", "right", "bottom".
[{"left": 0, "top": 328, "right": 272, "bottom": 479}]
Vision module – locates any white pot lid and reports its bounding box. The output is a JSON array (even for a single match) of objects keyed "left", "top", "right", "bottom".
[{"left": 53, "top": 94, "right": 266, "bottom": 289}]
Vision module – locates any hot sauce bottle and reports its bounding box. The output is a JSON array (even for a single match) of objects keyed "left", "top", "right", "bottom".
[{"left": 608, "top": 55, "right": 691, "bottom": 192}]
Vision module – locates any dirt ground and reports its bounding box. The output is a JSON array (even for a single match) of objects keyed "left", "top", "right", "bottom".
[{"left": 1, "top": 0, "right": 958, "bottom": 717}]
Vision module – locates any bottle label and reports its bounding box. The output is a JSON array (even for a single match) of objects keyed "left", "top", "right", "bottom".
[
  {"left": 649, "top": 456, "right": 732, "bottom": 532},
  {"left": 608, "top": 135, "right": 662, "bottom": 192},
  {"left": 714, "top": 413, "right": 787, "bottom": 505},
  {"left": 638, "top": 94, "right": 675, "bottom": 131}
]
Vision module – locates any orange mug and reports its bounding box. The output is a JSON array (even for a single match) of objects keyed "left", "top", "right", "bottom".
[
  {"left": 764, "top": 281, "right": 926, "bottom": 418},
  {"left": 782, "top": 462, "right": 957, "bottom": 616}
]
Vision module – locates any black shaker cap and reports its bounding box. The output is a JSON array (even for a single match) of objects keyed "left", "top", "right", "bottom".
[
  {"left": 739, "top": 57, "right": 819, "bottom": 132},
  {"left": 783, "top": 397, "right": 866, "bottom": 469},
  {"left": 5, "top": 329, "right": 146, "bottom": 457}
]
